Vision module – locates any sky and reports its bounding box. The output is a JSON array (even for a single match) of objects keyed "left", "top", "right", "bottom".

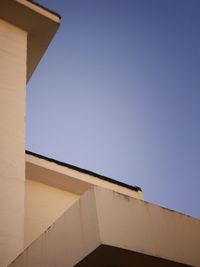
[{"left": 26, "top": 0, "right": 200, "bottom": 219}]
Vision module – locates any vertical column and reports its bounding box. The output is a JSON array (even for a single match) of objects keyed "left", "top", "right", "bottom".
[{"left": 0, "top": 19, "right": 27, "bottom": 267}]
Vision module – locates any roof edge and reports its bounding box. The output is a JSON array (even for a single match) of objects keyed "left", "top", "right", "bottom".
[
  {"left": 25, "top": 150, "right": 142, "bottom": 192},
  {"left": 16, "top": 0, "right": 61, "bottom": 22},
  {"left": 25, "top": 0, "right": 61, "bottom": 20}
]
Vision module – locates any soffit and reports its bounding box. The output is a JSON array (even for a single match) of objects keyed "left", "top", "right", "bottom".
[
  {"left": 75, "top": 245, "right": 191, "bottom": 267},
  {"left": 0, "top": 0, "right": 60, "bottom": 81}
]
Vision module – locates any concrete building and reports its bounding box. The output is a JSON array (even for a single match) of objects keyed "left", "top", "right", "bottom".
[{"left": 0, "top": 1, "right": 200, "bottom": 266}]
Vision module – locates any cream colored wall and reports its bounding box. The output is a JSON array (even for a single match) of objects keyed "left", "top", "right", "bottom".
[
  {"left": 9, "top": 186, "right": 200, "bottom": 267},
  {"left": 26, "top": 155, "right": 143, "bottom": 200},
  {"left": 10, "top": 188, "right": 100, "bottom": 267},
  {"left": 0, "top": 19, "right": 27, "bottom": 267},
  {"left": 25, "top": 180, "right": 80, "bottom": 247},
  {"left": 94, "top": 186, "right": 200, "bottom": 267}
]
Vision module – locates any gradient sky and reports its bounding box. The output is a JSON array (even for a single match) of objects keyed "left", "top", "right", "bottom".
[{"left": 26, "top": 0, "right": 200, "bottom": 219}]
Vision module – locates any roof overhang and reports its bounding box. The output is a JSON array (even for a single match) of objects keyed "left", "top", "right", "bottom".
[
  {"left": 26, "top": 151, "right": 143, "bottom": 199},
  {"left": 0, "top": 0, "right": 60, "bottom": 81},
  {"left": 75, "top": 245, "right": 191, "bottom": 267}
]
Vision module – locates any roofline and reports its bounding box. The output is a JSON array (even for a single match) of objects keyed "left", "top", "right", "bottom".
[
  {"left": 25, "top": 150, "right": 142, "bottom": 192},
  {"left": 25, "top": 0, "right": 61, "bottom": 20},
  {"left": 0, "top": 0, "right": 61, "bottom": 81}
]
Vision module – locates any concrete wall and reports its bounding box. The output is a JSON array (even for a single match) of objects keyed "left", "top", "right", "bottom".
[
  {"left": 25, "top": 180, "right": 79, "bottom": 247},
  {"left": 0, "top": 19, "right": 27, "bottom": 267},
  {"left": 9, "top": 188, "right": 101, "bottom": 267},
  {"left": 94, "top": 186, "right": 200, "bottom": 266},
  {"left": 26, "top": 154, "right": 143, "bottom": 200},
  {"left": 8, "top": 186, "right": 200, "bottom": 267}
]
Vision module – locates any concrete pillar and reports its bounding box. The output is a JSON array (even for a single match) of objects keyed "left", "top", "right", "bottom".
[{"left": 0, "top": 19, "right": 27, "bottom": 267}]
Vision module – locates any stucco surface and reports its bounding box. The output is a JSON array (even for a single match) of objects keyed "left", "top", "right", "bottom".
[
  {"left": 0, "top": 0, "right": 60, "bottom": 81},
  {"left": 0, "top": 19, "right": 27, "bottom": 267},
  {"left": 25, "top": 180, "right": 79, "bottom": 247},
  {"left": 9, "top": 186, "right": 200, "bottom": 267},
  {"left": 94, "top": 186, "right": 200, "bottom": 266},
  {"left": 9, "top": 188, "right": 100, "bottom": 267},
  {"left": 26, "top": 162, "right": 91, "bottom": 195},
  {"left": 26, "top": 154, "right": 143, "bottom": 200}
]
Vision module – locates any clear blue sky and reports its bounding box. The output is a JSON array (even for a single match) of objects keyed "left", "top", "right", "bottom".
[{"left": 27, "top": 0, "right": 200, "bottom": 219}]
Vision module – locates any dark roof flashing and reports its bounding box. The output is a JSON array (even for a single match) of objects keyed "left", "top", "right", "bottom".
[
  {"left": 27, "top": 0, "right": 61, "bottom": 20},
  {"left": 25, "top": 150, "right": 142, "bottom": 192}
]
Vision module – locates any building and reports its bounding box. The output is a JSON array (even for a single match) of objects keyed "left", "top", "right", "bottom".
[{"left": 0, "top": 1, "right": 200, "bottom": 266}]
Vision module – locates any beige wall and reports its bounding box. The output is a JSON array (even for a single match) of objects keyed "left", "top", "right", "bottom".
[
  {"left": 10, "top": 188, "right": 100, "bottom": 267},
  {"left": 9, "top": 186, "right": 200, "bottom": 267},
  {"left": 94, "top": 186, "right": 200, "bottom": 266},
  {"left": 0, "top": 19, "right": 27, "bottom": 267},
  {"left": 26, "top": 155, "right": 143, "bottom": 200},
  {"left": 25, "top": 180, "right": 80, "bottom": 247}
]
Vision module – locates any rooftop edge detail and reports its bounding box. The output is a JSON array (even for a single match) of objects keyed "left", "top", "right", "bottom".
[{"left": 26, "top": 150, "right": 142, "bottom": 192}]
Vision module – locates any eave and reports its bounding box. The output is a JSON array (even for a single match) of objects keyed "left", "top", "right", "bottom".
[{"left": 0, "top": 0, "right": 60, "bottom": 82}]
